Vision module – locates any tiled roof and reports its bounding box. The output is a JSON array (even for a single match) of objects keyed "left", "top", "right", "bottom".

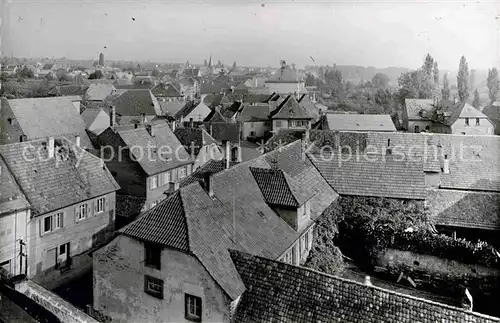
[
  {"left": 121, "top": 191, "right": 189, "bottom": 251},
  {"left": 325, "top": 114, "right": 396, "bottom": 132},
  {"left": 6, "top": 97, "right": 93, "bottom": 148},
  {"left": 404, "top": 98, "right": 435, "bottom": 120},
  {"left": 427, "top": 189, "right": 500, "bottom": 230},
  {"left": 271, "top": 95, "right": 313, "bottom": 120},
  {"left": 117, "top": 122, "right": 192, "bottom": 175},
  {"left": 238, "top": 103, "right": 270, "bottom": 122},
  {"left": 298, "top": 95, "right": 320, "bottom": 122},
  {"left": 204, "top": 108, "right": 232, "bottom": 124},
  {"left": 0, "top": 138, "right": 120, "bottom": 217},
  {"left": 229, "top": 250, "right": 500, "bottom": 323},
  {"left": 114, "top": 83, "right": 152, "bottom": 90},
  {"left": 266, "top": 65, "right": 301, "bottom": 83},
  {"left": 47, "top": 84, "right": 88, "bottom": 96},
  {"left": 174, "top": 101, "right": 198, "bottom": 120},
  {"left": 174, "top": 127, "right": 218, "bottom": 155},
  {"left": 310, "top": 152, "right": 426, "bottom": 200},
  {"left": 86, "top": 83, "right": 117, "bottom": 101},
  {"left": 159, "top": 101, "right": 185, "bottom": 116},
  {"left": 80, "top": 108, "right": 107, "bottom": 128},
  {"left": 0, "top": 157, "right": 30, "bottom": 215},
  {"left": 250, "top": 167, "right": 314, "bottom": 207},
  {"left": 179, "top": 159, "right": 238, "bottom": 188},
  {"left": 200, "top": 82, "right": 231, "bottom": 95},
  {"left": 151, "top": 82, "right": 182, "bottom": 98},
  {"left": 221, "top": 102, "right": 243, "bottom": 119},
  {"left": 204, "top": 121, "right": 240, "bottom": 144},
  {"left": 107, "top": 89, "right": 162, "bottom": 116}
]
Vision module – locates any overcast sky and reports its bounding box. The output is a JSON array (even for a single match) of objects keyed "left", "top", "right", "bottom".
[{"left": 3, "top": 0, "right": 500, "bottom": 70}]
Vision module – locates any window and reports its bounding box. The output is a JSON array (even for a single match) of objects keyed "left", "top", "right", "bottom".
[
  {"left": 461, "top": 132, "right": 466, "bottom": 135},
  {"left": 284, "top": 250, "right": 292, "bottom": 264},
  {"left": 150, "top": 175, "right": 158, "bottom": 190},
  {"left": 465, "top": 118, "right": 469, "bottom": 126},
  {"left": 185, "top": 294, "right": 202, "bottom": 322},
  {"left": 145, "top": 243, "right": 162, "bottom": 270},
  {"left": 42, "top": 213, "right": 62, "bottom": 234},
  {"left": 476, "top": 118, "right": 480, "bottom": 126},
  {"left": 144, "top": 275, "right": 163, "bottom": 299},
  {"left": 301, "top": 202, "right": 308, "bottom": 217},
  {"left": 150, "top": 201, "right": 158, "bottom": 209},
  {"left": 162, "top": 172, "right": 171, "bottom": 186},
  {"left": 425, "top": 126, "right": 430, "bottom": 131},
  {"left": 414, "top": 125, "right": 420, "bottom": 133},
  {"left": 77, "top": 204, "right": 88, "bottom": 221},
  {"left": 179, "top": 167, "right": 187, "bottom": 179},
  {"left": 305, "top": 232, "right": 309, "bottom": 251},
  {"left": 95, "top": 197, "right": 105, "bottom": 214}
]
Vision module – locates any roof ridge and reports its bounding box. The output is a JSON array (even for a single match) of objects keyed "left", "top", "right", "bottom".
[{"left": 230, "top": 250, "right": 500, "bottom": 321}]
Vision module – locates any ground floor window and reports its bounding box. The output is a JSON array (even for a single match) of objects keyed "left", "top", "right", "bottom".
[
  {"left": 185, "top": 294, "right": 202, "bottom": 322},
  {"left": 144, "top": 275, "right": 164, "bottom": 299}
]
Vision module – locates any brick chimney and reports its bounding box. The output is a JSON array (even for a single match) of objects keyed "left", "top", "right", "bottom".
[
  {"left": 75, "top": 135, "right": 81, "bottom": 147},
  {"left": 203, "top": 171, "right": 214, "bottom": 197},
  {"left": 443, "top": 154, "right": 449, "bottom": 174},
  {"left": 48, "top": 137, "right": 55, "bottom": 158},
  {"left": 223, "top": 140, "right": 231, "bottom": 169},
  {"left": 141, "top": 113, "right": 147, "bottom": 124},
  {"left": 364, "top": 276, "right": 372, "bottom": 286},
  {"left": 171, "top": 120, "right": 176, "bottom": 132}
]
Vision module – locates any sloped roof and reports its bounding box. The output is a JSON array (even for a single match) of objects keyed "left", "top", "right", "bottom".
[
  {"left": 80, "top": 108, "right": 107, "bottom": 128},
  {"left": 6, "top": 97, "right": 92, "bottom": 148},
  {"left": 298, "top": 95, "right": 320, "bottom": 122},
  {"left": 204, "top": 121, "right": 240, "bottom": 144},
  {"left": 310, "top": 152, "right": 426, "bottom": 200},
  {"left": 108, "top": 89, "right": 162, "bottom": 116},
  {"left": 86, "top": 83, "right": 117, "bottom": 101},
  {"left": 404, "top": 99, "right": 434, "bottom": 120},
  {"left": 159, "top": 101, "right": 185, "bottom": 116},
  {"left": 174, "top": 101, "right": 198, "bottom": 120},
  {"left": 174, "top": 127, "right": 218, "bottom": 155},
  {"left": 0, "top": 157, "right": 30, "bottom": 215},
  {"left": 266, "top": 65, "right": 301, "bottom": 83},
  {"left": 179, "top": 159, "right": 238, "bottom": 188},
  {"left": 250, "top": 167, "right": 314, "bottom": 207},
  {"left": 271, "top": 95, "right": 313, "bottom": 120},
  {"left": 229, "top": 250, "right": 500, "bottom": 323},
  {"left": 117, "top": 122, "right": 192, "bottom": 175},
  {"left": 0, "top": 138, "right": 120, "bottom": 217},
  {"left": 151, "top": 82, "right": 182, "bottom": 97},
  {"left": 459, "top": 103, "right": 490, "bottom": 119},
  {"left": 427, "top": 189, "right": 500, "bottom": 230},
  {"left": 325, "top": 114, "right": 396, "bottom": 132},
  {"left": 47, "top": 85, "right": 88, "bottom": 97},
  {"left": 238, "top": 103, "right": 269, "bottom": 122}
]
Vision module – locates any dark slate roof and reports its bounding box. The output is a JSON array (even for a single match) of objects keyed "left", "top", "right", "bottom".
[
  {"left": 121, "top": 191, "right": 189, "bottom": 250},
  {"left": 428, "top": 189, "right": 500, "bottom": 230},
  {"left": 238, "top": 103, "right": 270, "bottom": 122},
  {"left": 266, "top": 65, "right": 301, "bottom": 83},
  {"left": 204, "top": 122, "right": 240, "bottom": 144},
  {"left": 200, "top": 82, "right": 231, "bottom": 95},
  {"left": 174, "top": 101, "right": 198, "bottom": 120},
  {"left": 117, "top": 122, "right": 192, "bottom": 175},
  {"left": 250, "top": 167, "right": 314, "bottom": 207},
  {"left": 271, "top": 95, "right": 313, "bottom": 120},
  {"left": 47, "top": 84, "right": 88, "bottom": 97},
  {"left": 114, "top": 83, "right": 152, "bottom": 90},
  {"left": 174, "top": 127, "right": 218, "bottom": 155},
  {"left": 405, "top": 99, "right": 435, "bottom": 121},
  {"left": 85, "top": 83, "right": 117, "bottom": 101},
  {"left": 230, "top": 250, "right": 500, "bottom": 323},
  {"left": 6, "top": 97, "right": 93, "bottom": 149},
  {"left": 0, "top": 138, "right": 120, "bottom": 217},
  {"left": 203, "top": 108, "right": 231, "bottom": 124},
  {"left": 0, "top": 157, "right": 30, "bottom": 215},
  {"left": 80, "top": 108, "right": 106, "bottom": 128},
  {"left": 179, "top": 159, "right": 238, "bottom": 188},
  {"left": 310, "top": 152, "right": 426, "bottom": 200},
  {"left": 108, "top": 89, "right": 162, "bottom": 116}
]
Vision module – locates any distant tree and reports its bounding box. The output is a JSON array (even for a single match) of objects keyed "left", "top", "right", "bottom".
[
  {"left": 291, "top": 63, "right": 296, "bottom": 71},
  {"left": 0, "top": 72, "right": 8, "bottom": 83},
  {"left": 151, "top": 69, "right": 160, "bottom": 77},
  {"left": 88, "top": 70, "right": 103, "bottom": 79},
  {"left": 371, "top": 73, "right": 390, "bottom": 89},
  {"left": 374, "top": 89, "right": 392, "bottom": 107},
  {"left": 397, "top": 69, "right": 433, "bottom": 101},
  {"left": 204, "top": 59, "right": 207, "bottom": 67},
  {"left": 58, "top": 73, "right": 73, "bottom": 82},
  {"left": 18, "top": 66, "right": 34, "bottom": 78},
  {"left": 470, "top": 68, "right": 477, "bottom": 90},
  {"left": 305, "top": 73, "right": 316, "bottom": 87},
  {"left": 136, "top": 64, "right": 141, "bottom": 70},
  {"left": 232, "top": 61, "right": 237, "bottom": 69},
  {"left": 432, "top": 61, "right": 439, "bottom": 84},
  {"left": 472, "top": 89, "right": 480, "bottom": 109},
  {"left": 457, "top": 56, "right": 469, "bottom": 102},
  {"left": 442, "top": 73, "right": 450, "bottom": 100},
  {"left": 92, "top": 60, "right": 98, "bottom": 67},
  {"left": 422, "top": 53, "right": 434, "bottom": 76},
  {"left": 487, "top": 67, "right": 499, "bottom": 104},
  {"left": 324, "top": 68, "right": 343, "bottom": 98}
]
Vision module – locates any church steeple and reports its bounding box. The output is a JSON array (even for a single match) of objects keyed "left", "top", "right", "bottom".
[{"left": 208, "top": 53, "right": 212, "bottom": 68}]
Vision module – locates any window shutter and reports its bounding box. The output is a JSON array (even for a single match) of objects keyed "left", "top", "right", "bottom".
[
  {"left": 75, "top": 207, "right": 79, "bottom": 222},
  {"left": 105, "top": 197, "right": 108, "bottom": 211},
  {"left": 39, "top": 219, "right": 43, "bottom": 236}
]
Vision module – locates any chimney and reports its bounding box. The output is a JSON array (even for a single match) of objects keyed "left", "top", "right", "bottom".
[
  {"left": 141, "top": 113, "right": 147, "bottom": 124},
  {"left": 209, "top": 124, "right": 213, "bottom": 136},
  {"left": 443, "top": 154, "right": 450, "bottom": 174},
  {"left": 48, "top": 137, "right": 55, "bottom": 158},
  {"left": 334, "top": 131, "right": 340, "bottom": 151},
  {"left": 304, "top": 128, "right": 310, "bottom": 143},
  {"left": 189, "top": 118, "right": 194, "bottom": 128},
  {"left": 110, "top": 105, "right": 116, "bottom": 127},
  {"left": 134, "top": 123, "right": 139, "bottom": 129},
  {"left": 223, "top": 140, "right": 231, "bottom": 169},
  {"left": 169, "top": 181, "right": 179, "bottom": 192},
  {"left": 75, "top": 135, "right": 81, "bottom": 147},
  {"left": 386, "top": 138, "right": 392, "bottom": 155},
  {"left": 203, "top": 172, "right": 214, "bottom": 197},
  {"left": 235, "top": 144, "right": 242, "bottom": 163},
  {"left": 364, "top": 276, "right": 372, "bottom": 286}
]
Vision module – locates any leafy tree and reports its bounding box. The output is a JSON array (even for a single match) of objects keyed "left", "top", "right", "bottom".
[
  {"left": 487, "top": 67, "right": 499, "bottom": 104},
  {"left": 151, "top": 69, "right": 160, "bottom": 77},
  {"left": 305, "top": 73, "right": 316, "bottom": 87},
  {"left": 374, "top": 88, "right": 392, "bottom": 106},
  {"left": 291, "top": 63, "right": 296, "bottom": 71},
  {"left": 433, "top": 61, "right": 439, "bottom": 84},
  {"left": 422, "top": 53, "right": 434, "bottom": 76},
  {"left": 472, "top": 89, "right": 480, "bottom": 109},
  {"left": 457, "top": 56, "right": 469, "bottom": 102},
  {"left": 18, "top": 66, "right": 34, "bottom": 78},
  {"left": 0, "top": 72, "right": 9, "bottom": 83},
  {"left": 442, "top": 73, "right": 450, "bottom": 100},
  {"left": 371, "top": 73, "right": 390, "bottom": 89},
  {"left": 232, "top": 61, "right": 237, "bottom": 69},
  {"left": 88, "top": 70, "right": 103, "bottom": 79},
  {"left": 470, "top": 68, "right": 476, "bottom": 90},
  {"left": 324, "top": 68, "right": 343, "bottom": 97},
  {"left": 397, "top": 69, "right": 433, "bottom": 101}
]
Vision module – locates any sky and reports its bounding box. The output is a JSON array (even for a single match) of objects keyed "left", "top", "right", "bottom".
[{"left": 2, "top": 0, "right": 500, "bottom": 70}]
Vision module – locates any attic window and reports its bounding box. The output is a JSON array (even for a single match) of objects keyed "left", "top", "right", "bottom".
[
  {"left": 257, "top": 211, "right": 266, "bottom": 219},
  {"left": 7, "top": 118, "right": 12, "bottom": 125}
]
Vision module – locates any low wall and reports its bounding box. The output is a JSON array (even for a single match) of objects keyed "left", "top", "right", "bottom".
[{"left": 15, "top": 279, "right": 99, "bottom": 323}]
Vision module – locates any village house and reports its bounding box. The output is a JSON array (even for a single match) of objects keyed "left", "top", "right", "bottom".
[
  {"left": 92, "top": 140, "right": 337, "bottom": 322},
  {"left": 229, "top": 250, "right": 499, "bottom": 323},
  {"left": 151, "top": 81, "right": 185, "bottom": 103},
  {"left": 104, "top": 89, "right": 163, "bottom": 126},
  {"left": 174, "top": 100, "right": 212, "bottom": 124},
  {"left": 482, "top": 101, "right": 500, "bottom": 135},
  {"left": 0, "top": 158, "right": 30, "bottom": 278},
  {"left": 0, "top": 97, "right": 93, "bottom": 148},
  {"left": 174, "top": 125, "right": 224, "bottom": 171},
  {"left": 80, "top": 108, "right": 110, "bottom": 135},
  {"left": 265, "top": 61, "right": 306, "bottom": 95},
  {"left": 270, "top": 95, "right": 314, "bottom": 133},
  {"left": 239, "top": 103, "right": 271, "bottom": 139},
  {"left": 96, "top": 121, "right": 193, "bottom": 211},
  {"left": 0, "top": 137, "right": 120, "bottom": 289},
  {"left": 404, "top": 99, "right": 495, "bottom": 135},
  {"left": 85, "top": 83, "right": 117, "bottom": 103},
  {"left": 2, "top": 65, "right": 19, "bottom": 76}
]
